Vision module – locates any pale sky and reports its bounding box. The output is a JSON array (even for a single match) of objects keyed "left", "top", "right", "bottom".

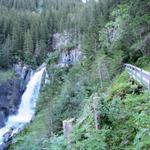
[
  {"left": 82, "top": 0, "right": 86, "bottom": 3},
  {"left": 82, "top": 0, "right": 98, "bottom": 3}
]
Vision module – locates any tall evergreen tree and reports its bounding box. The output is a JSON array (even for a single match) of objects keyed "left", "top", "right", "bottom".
[
  {"left": 23, "top": 30, "right": 35, "bottom": 65},
  {"left": 0, "top": 35, "right": 12, "bottom": 67},
  {"left": 35, "top": 40, "right": 46, "bottom": 65}
]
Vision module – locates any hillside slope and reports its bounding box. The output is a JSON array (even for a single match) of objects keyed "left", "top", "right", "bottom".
[{"left": 1, "top": 0, "right": 149, "bottom": 149}]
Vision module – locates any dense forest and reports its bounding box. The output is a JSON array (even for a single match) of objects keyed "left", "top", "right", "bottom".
[
  {"left": 0, "top": 0, "right": 83, "bottom": 67},
  {"left": 0, "top": 0, "right": 150, "bottom": 149},
  {"left": 1, "top": 0, "right": 149, "bottom": 68}
]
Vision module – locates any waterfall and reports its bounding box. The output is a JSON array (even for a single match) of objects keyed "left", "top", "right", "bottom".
[{"left": 0, "top": 67, "right": 46, "bottom": 145}]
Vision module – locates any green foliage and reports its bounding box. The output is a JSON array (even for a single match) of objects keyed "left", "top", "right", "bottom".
[
  {"left": 23, "top": 30, "right": 36, "bottom": 66},
  {"left": 69, "top": 95, "right": 109, "bottom": 150},
  {"left": 8, "top": 0, "right": 150, "bottom": 149},
  {"left": 49, "top": 135, "right": 67, "bottom": 150},
  {"left": 61, "top": 41, "right": 77, "bottom": 52},
  {"left": 109, "top": 71, "right": 132, "bottom": 99},
  {"left": 136, "top": 56, "right": 150, "bottom": 71},
  {"left": 0, "top": 35, "right": 12, "bottom": 68},
  {"left": 35, "top": 40, "right": 47, "bottom": 65},
  {"left": 24, "top": 49, "right": 36, "bottom": 66},
  {"left": 72, "top": 130, "right": 109, "bottom": 150},
  {"left": 105, "top": 72, "right": 150, "bottom": 149},
  {"left": 46, "top": 51, "right": 60, "bottom": 65},
  {"left": 0, "top": 69, "right": 14, "bottom": 83},
  {"left": 69, "top": 71, "right": 150, "bottom": 150},
  {"left": 10, "top": 110, "right": 48, "bottom": 150}
]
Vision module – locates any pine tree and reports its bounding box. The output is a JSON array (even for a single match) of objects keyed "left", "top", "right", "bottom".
[
  {"left": 0, "top": 35, "right": 12, "bottom": 67},
  {"left": 35, "top": 40, "right": 46, "bottom": 65},
  {"left": 11, "top": 22, "right": 23, "bottom": 57},
  {"left": 23, "top": 30, "right": 35, "bottom": 65}
]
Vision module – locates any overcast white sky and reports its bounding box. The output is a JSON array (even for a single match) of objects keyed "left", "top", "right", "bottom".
[
  {"left": 82, "top": 0, "right": 98, "bottom": 3},
  {"left": 82, "top": 0, "right": 86, "bottom": 3}
]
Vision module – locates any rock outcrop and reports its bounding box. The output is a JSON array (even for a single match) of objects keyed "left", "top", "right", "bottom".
[
  {"left": 52, "top": 31, "right": 82, "bottom": 67},
  {"left": 13, "top": 63, "right": 34, "bottom": 92},
  {"left": 58, "top": 45, "right": 82, "bottom": 67},
  {"left": 0, "top": 63, "right": 33, "bottom": 129},
  {"left": 0, "top": 78, "right": 22, "bottom": 128}
]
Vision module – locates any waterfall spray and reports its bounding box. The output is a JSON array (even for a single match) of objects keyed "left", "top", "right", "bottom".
[{"left": 0, "top": 67, "right": 46, "bottom": 146}]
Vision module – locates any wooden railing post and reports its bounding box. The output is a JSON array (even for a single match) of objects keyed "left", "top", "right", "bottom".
[
  {"left": 92, "top": 93, "right": 100, "bottom": 130},
  {"left": 149, "top": 77, "right": 150, "bottom": 91},
  {"left": 134, "top": 67, "right": 136, "bottom": 78},
  {"left": 63, "top": 118, "right": 74, "bottom": 144},
  {"left": 140, "top": 69, "right": 142, "bottom": 82}
]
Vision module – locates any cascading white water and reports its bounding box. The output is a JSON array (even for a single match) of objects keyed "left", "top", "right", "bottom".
[{"left": 0, "top": 67, "right": 46, "bottom": 145}]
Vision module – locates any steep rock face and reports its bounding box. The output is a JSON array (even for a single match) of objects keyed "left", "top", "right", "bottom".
[
  {"left": 52, "top": 32, "right": 82, "bottom": 67},
  {"left": 0, "top": 64, "right": 33, "bottom": 128},
  {"left": 52, "top": 31, "right": 70, "bottom": 50},
  {"left": 13, "top": 63, "right": 34, "bottom": 91},
  {"left": 0, "top": 78, "right": 22, "bottom": 128},
  {"left": 58, "top": 45, "right": 82, "bottom": 67},
  {"left": 107, "top": 26, "right": 119, "bottom": 45}
]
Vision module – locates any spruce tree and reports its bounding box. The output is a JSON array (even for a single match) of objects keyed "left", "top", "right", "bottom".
[
  {"left": 23, "top": 30, "right": 35, "bottom": 65},
  {"left": 0, "top": 35, "right": 12, "bottom": 67}
]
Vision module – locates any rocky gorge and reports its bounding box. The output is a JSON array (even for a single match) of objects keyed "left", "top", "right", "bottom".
[{"left": 0, "top": 64, "right": 33, "bottom": 129}]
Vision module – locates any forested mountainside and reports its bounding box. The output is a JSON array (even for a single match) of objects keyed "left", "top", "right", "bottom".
[
  {"left": 0, "top": 0, "right": 83, "bottom": 67},
  {"left": 0, "top": 0, "right": 150, "bottom": 149}
]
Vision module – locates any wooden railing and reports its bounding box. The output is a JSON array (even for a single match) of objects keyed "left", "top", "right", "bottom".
[{"left": 125, "top": 64, "right": 150, "bottom": 91}]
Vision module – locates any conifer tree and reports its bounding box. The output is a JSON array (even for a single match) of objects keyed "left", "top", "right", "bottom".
[
  {"left": 23, "top": 30, "right": 35, "bottom": 65},
  {"left": 0, "top": 35, "right": 12, "bottom": 67}
]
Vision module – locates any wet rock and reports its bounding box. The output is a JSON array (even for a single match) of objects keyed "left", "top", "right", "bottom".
[
  {"left": 0, "top": 62, "right": 35, "bottom": 129},
  {"left": 0, "top": 128, "right": 13, "bottom": 150},
  {"left": 52, "top": 32, "right": 82, "bottom": 67},
  {"left": 13, "top": 63, "right": 34, "bottom": 92},
  {"left": 0, "top": 143, "right": 8, "bottom": 150},
  {"left": 58, "top": 45, "right": 82, "bottom": 67},
  {"left": 52, "top": 31, "right": 70, "bottom": 50},
  {"left": 20, "top": 67, "right": 34, "bottom": 92},
  {"left": 0, "top": 78, "right": 23, "bottom": 128},
  {"left": 13, "top": 63, "right": 22, "bottom": 77},
  {"left": 3, "top": 128, "right": 13, "bottom": 143},
  {"left": 0, "top": 111, "right": 6, "bottom": 128}
]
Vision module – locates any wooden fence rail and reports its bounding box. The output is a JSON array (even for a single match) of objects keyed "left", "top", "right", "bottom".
[{"left": 125, "top": 64, "right": 150, "bottom": 91}]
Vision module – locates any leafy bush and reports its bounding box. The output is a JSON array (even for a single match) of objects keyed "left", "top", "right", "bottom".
[
  {"left": 136, "top": 56, "right": 150, "bottom": 71},
  {"left": 72, "top": 130, "right": 109, "bottom": 150}
]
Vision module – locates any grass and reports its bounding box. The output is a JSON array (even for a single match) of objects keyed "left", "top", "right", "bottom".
[
  {"left": 106, "top": 70, "right": 150, "bottom": 149},
  {"left": 9, "top": 65, "right": 150, "bottom": 150},
  {"left": 136, "top": 56, "right": 150, "bottom": 71}
]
